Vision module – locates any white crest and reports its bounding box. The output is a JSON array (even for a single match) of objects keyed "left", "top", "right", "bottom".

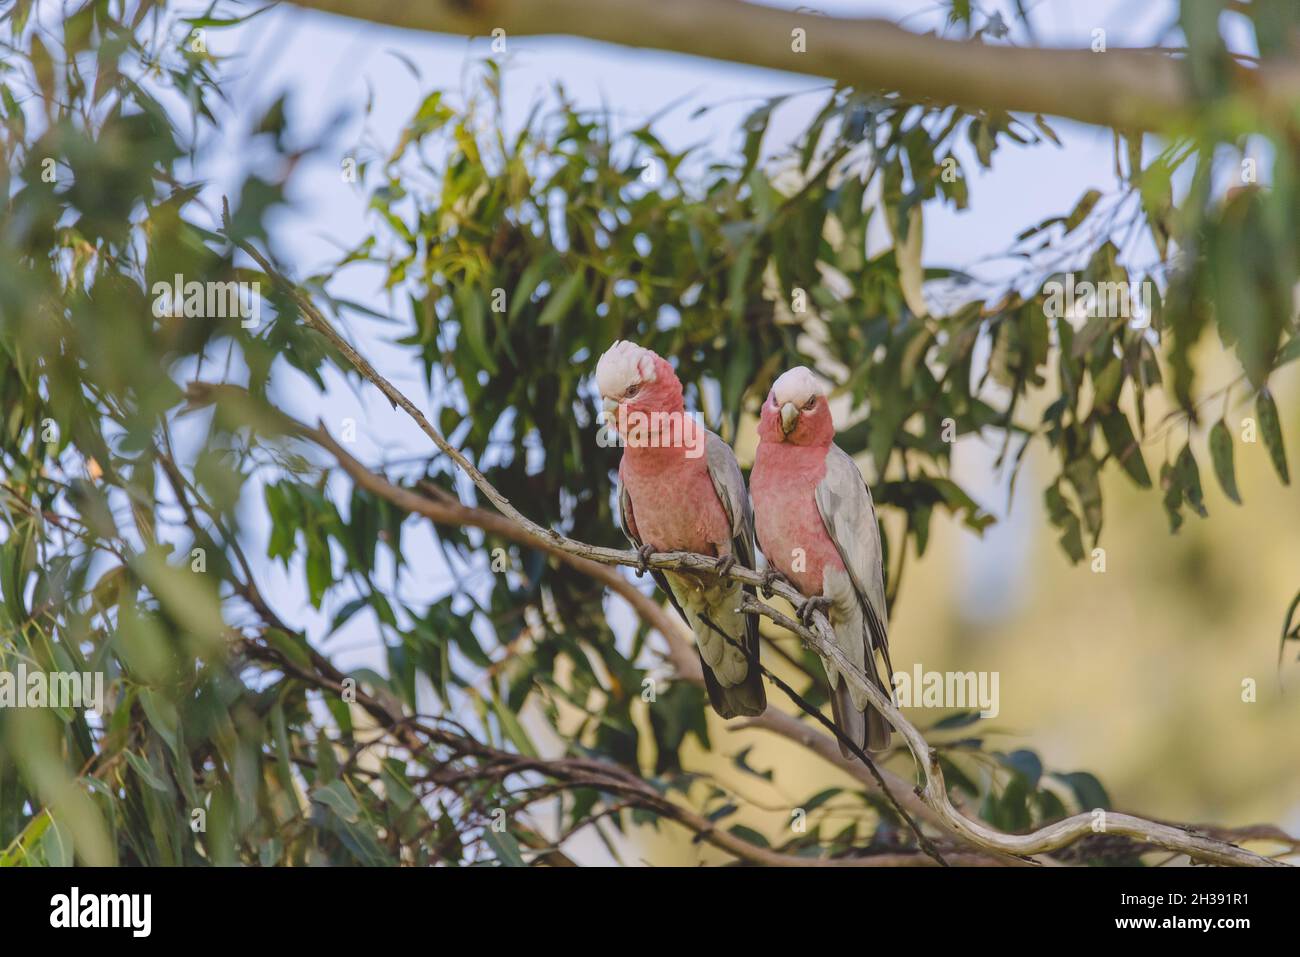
[
  {"left": 596, "top": 340, "right": 658, "bottom": 397},
  {"left": 772, "top": 366, "right": 826, "bottom": 405}
]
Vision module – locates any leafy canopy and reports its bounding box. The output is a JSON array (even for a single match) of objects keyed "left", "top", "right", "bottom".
[{"left": 0, "top": 0, "right": 1295, "bottom": 865}]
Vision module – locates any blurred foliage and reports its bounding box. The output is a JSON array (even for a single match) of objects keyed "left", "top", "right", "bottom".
[{"left": 0, "top": 0, "right": 1296, "bottom": 865}]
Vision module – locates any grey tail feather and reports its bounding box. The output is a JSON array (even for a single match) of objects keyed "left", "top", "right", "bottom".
[
  {"left": 829, "top": 681, "right": 866, "bottom": 758},
  {"left": 829, "top": 679, "right": 892, "bottom": 756},
  {"left": 866, "top": 705, "right": 892, "bottom": 752},
  {"left": 699, "top": 651, "right": 767, "bottom": 719}
]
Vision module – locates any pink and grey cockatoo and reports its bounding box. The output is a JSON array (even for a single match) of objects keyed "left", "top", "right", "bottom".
[
  {"left": 595, "top": 341, "right": 766, "bottom": 718},
  {"left": 749, "top": 367, "right": 895, "bottom": 753}
]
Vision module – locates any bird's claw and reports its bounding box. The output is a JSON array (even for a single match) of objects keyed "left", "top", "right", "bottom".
[
  {"left": 713, "top": 553, "right": 737, "bottom": 577},
  {"left": 634, "top": 543, "right": 655, "bottom": 578},
  {"left": 798, "top": 595, "right": 832, "bottom": 628},
  {"left": 760, "top": 567, "right": 788, "bottom": 599}
]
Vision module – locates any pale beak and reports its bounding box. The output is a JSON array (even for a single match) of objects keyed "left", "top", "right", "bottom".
[
  {"left": 601, "top": 397, "right": 619, "bottom": 417},
  {"left": 780, "top": 402, "right": 799, "bottom": 436}
]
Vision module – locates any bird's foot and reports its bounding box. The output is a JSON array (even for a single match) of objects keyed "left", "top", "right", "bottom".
[
  {"left": 634, "top": 543, "right": 655, "bottom": 578},
  {"left": 760, "top": 567, "right": 789, "bottom": 599},
  {"left": 798, "top": 595, "right": 832, "bottom": 628},
  {"left": 712, "top": 553, "right": 737, "bottom": 577}
]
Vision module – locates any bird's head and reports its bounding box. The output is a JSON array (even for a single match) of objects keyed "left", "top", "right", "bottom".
[
  {"left": 758, "top": 366, "right": 833, "bottom": 446},
  {"left": 595, "top": 341, "right": 683, "bottom": 427}
]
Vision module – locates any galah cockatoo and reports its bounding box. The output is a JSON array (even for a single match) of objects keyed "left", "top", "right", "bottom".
[
  {"left": 595, "top": 341, "right": 766, "bottom": 718},
  {"left": 749, "top": 367, "right": 895, "bottom": 753}
]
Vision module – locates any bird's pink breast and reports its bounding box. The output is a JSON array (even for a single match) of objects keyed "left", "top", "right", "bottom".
[
  {"left": 751, "top": 443, "right": 843, "bottom": 597},
  {"left": 621, "top": 453, "right": 730, "bottom": 555}
]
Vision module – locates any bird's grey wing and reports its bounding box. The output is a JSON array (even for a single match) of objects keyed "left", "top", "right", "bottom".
[
  {"left": 814, "top": 444, "right": 894, "bottom": 685},
  {"left": 619, "top": 481, "right": 690, "bottom": 626},
  {"left": 617, "top": 481, "right": 640, "bottom": 550},
  {"left": 704, "top": 431, "right": 757, "bottom": 570},
  {"left": 700, "top": 430, "right": 766, "bottom": 716}
]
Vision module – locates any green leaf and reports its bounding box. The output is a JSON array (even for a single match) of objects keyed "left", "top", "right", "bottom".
[
  {"left": 727, "top": 824, "right": 770, "bottom": 848},
  {"left": 800, "top": 788, "right": 843, "bottom": 813},
  {"left": 536, "top": 271, "right": 584, "bottom": 328},
  {"left": 1064, "top": 456, "right": 1104, "bottom": 538},
  {"left": 380, "top": 760, "right": 419, "bottom": 812},
  {"left": 1256, "top": 389, "right": 1290, "bottom": 485},
  {"left": 124, "top": 751, "right": 171, "bottom": 793},
  {"left": 1091, "top": 357, "right": 1123, "bottom": 409},
  {"left": 1064, "top": 189, "right": 1102, "bottom": 232},
  {"left": 740, "top": 97, "right": 784, "bottom": 176},
  {"left": 1208, "top": 419, "right": 1241, "bottom": 504},
  {"left": 999, "top": 750, "right": 1043, "bottom": 789},
  {"left": 1275, "top": 334, "right": 1300, "bottom": 369},
  {"left": 312, "top": 781, "right": 362, "bottom": 823},
  {"left": 930, "top": 710, "right": 982, "bottom": 730},
  {"left": 493, "top": 694, "right": 538, "bottom": 757},
  {"left": 1160, "top": 461, "right": 1185, "bottom": 533},
  {"left": 39, "top": 817, "right": 75, "bottom": 867},
  {"left": 1033, "top": 114, "right": 1062, "bottom": 147},
  {"left": 1051, "top": 771, "right": 1111, "bottom": 811},
  {"left": 457, "top": 287, "right": 498, "bottom": 374},
  {"left": 483, "top": 827, "right": 526, "bottom": 867},
  {"left": 0, "top": 811, "right": 52, "bottom": 867},
  {"left": 1044, "top": 482, "right": 1085, "bottom": 563},
  {"left": 305, "top": 528, "right": 333, "bottom": 608},
  {"left": 1099, "top": 411, "right": 1150, "bottom": 488},
  {"left": 1174, "top": 442, "right": 1208, "bottom": 518},
  {"left": 731, "top": 746, "right": 774, "bottom": 782},
  {"left": 996, "top": 774, "right": 1032, "bottom": 832}
]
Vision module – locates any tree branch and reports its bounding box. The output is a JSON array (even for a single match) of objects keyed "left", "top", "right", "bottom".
[
  {"left": 245, "top": 401, "right": 981, "bottom": 861},
  {"left": 286, "top": 0, "right": 1300, "bottom": 132}
]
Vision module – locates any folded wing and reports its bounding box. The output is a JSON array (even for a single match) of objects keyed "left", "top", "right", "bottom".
[{"left": 814, "top": 444, "right": 894, "bottom": 751}]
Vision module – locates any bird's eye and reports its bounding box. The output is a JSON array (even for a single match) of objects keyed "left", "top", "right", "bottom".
[
  {"left": 625, "top": 384, "right": 640, "bottom": 399},
  {"left": 803, "top": 397, "right": 817, "bottom": 410}
]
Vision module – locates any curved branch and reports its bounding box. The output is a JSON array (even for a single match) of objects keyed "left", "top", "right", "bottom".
[
  {"left": 264, "top": 407, "right": 980, "bottom": 857},
  {"left": 735, "top": 597, "right": 1284, "bottom": 868},
  {"left": 287, "top": 0, "right": 1300, "bottom": 132}
]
